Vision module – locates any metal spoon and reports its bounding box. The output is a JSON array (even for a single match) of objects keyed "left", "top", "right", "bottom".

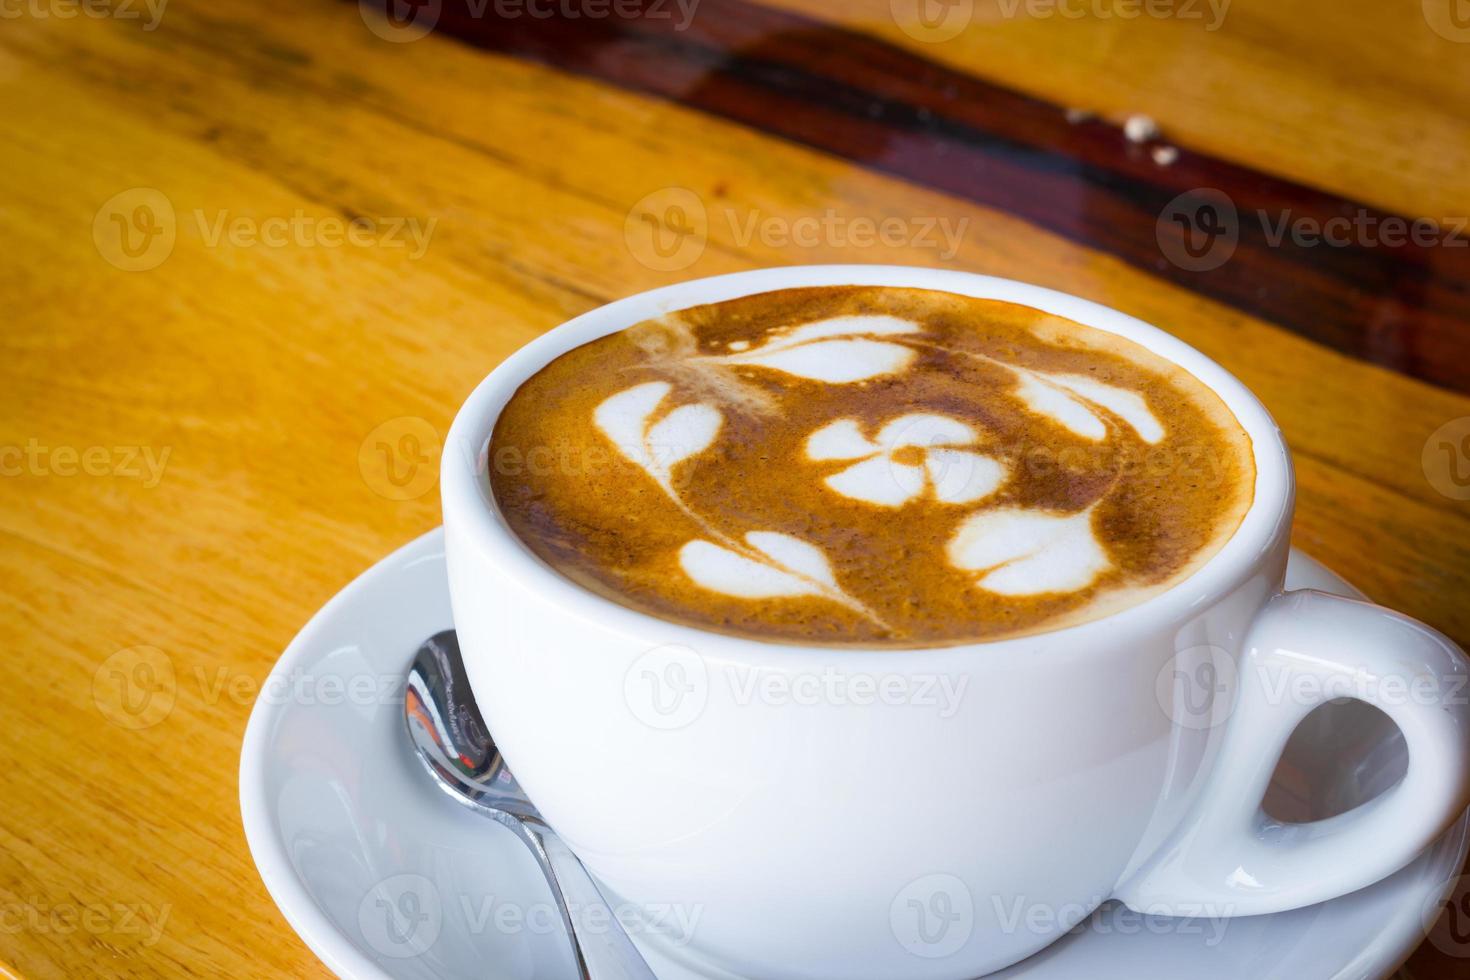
[{"left": 405, "top": 630, "right": 658, "bottom": 980}]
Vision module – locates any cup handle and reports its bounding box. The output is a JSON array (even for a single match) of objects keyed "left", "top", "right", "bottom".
[{"left": 1115, "top": 589, "right": 1470, "bottom": 915}]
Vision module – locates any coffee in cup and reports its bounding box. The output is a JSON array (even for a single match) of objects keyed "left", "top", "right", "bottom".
[{"left": 489, "top": 285, "right": 1254, "bottom": 645}]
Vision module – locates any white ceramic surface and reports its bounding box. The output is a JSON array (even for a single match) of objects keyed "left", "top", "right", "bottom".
[
  {"left": 239, "top": 528, "right": 1470, "bottom": 980},
  {"left": 438, "top": 267, "right": 1470, "bottom": 979}
]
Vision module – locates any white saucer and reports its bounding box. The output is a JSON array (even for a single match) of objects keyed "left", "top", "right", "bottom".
[{"left": 240, "top": 528, "right": 1469, "bottom": 979}]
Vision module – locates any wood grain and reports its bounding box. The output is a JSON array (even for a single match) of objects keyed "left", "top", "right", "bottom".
[
  {"left": 0, "top": 0, "right": 1467, "bottom": 976},
  {"left": 769, "top": 0, "right": 1470, "bottom": 222},
  {"left": 411, "top": 0, "right": 1470, "bottom": 393}
]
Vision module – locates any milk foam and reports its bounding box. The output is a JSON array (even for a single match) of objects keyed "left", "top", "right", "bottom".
[
  {"left": 705, "top": 314, "right": 919, "bottom": 383},
  {"left": 593, "top": 380, "right": 722, "bottom": 486},
  {"left": 594, "top": 321, "right": 1136, "bottom": 601},
  {"left": 489, "top": 286, "right": 1255, "bottom": 646},
  {"left": 948, "top": 506, "right": 1109, "bottom": 596},
  {"left": 806, "top": 414, "right": 1006, "bottom": 507}
]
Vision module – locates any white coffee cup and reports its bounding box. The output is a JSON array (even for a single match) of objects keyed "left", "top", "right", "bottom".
[{"left": 441, "top": 266, "right": 1470, "bottom": 979}]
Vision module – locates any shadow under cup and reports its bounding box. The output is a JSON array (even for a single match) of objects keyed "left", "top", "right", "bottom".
[{"left": 439, "top": 266, "right": 1466, "bottom": 980}]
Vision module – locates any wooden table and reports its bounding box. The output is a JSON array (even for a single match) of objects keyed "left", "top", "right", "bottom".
[{"left": 3, "top": 0, "right": 1468, "bottom": 975}]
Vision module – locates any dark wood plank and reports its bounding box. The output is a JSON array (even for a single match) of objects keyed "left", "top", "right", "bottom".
[{"left": 373, "top": 0, "right": 1470, "bottom": 395}]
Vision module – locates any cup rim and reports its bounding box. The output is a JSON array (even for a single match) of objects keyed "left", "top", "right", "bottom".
[{"left": 441, "top": 265, "right": 1293, "bottom": 663}]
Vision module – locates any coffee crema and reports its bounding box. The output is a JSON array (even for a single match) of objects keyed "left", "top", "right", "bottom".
[{"left": 488, "top": 286, "right": 1255, "bottom": 646}]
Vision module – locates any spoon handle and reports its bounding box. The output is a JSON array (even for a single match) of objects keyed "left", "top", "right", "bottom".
[{"left": 513, "top": 816, "right": 660, "bottom": 980}]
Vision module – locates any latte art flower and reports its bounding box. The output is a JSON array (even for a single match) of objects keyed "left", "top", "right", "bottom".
[
  {"left": 805, "top": 413, "right": 1007, "bottom": 507},
  {"left": 492, "top": 285, "right": 1256, "bottom": 644}
]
